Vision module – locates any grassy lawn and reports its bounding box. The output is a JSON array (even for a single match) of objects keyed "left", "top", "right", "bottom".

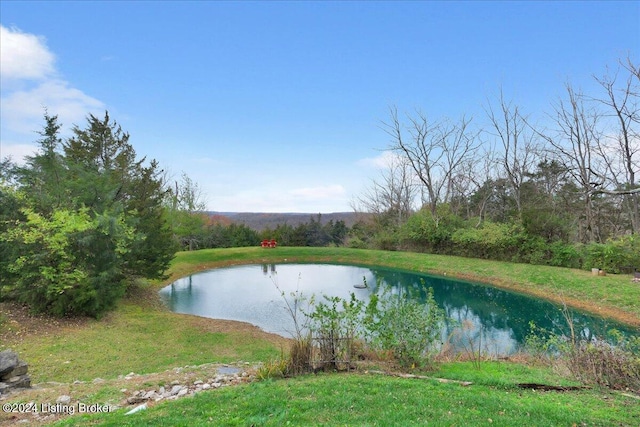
[
  {"left": 1, "top": 246, "right": 639, "bottom": 426},
  {"left": 1, "top": 302, "right": 285, "bottom": 384},
  {"left": 54, "top": 364, "right": 640, "bottom": 426}
]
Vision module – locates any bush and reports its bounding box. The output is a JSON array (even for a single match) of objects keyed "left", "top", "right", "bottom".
[
  {"left": 547, "top": 241, "right": 582, "bottom": 268},
  {"left": 1, "top": 207, "right": 132, "bottom": 317},
  {"left": 365, "top": 285, "right": 444, "bottom": 368},
  {"left": 287, "top": 334, "right": 314, "bottom": 375},
  {"left": 309, "top": 293, "right": 365, "bottom": 371},
  {"left": 372, "top": 229, "right": 399, "bottom": 251},
  {"left": 526, "top": 313, "right": 640, "bottom": 393},
  {"left": 583, "top": 235, "right": 640, "bottom": 274},
  {"left": 400, "top": 206, "right": 461, "bottom": 253},
  {"left": 450, "top": 221, "right": 528, "bottom": 261},
  {"left": 568, "top": 339, "right": 640, "bottom": 392},
  {"left": 297, "top": 282, "right": 445, "bottom": 371}
]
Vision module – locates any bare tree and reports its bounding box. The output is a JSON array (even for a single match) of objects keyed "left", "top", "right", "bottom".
[
  {"left": 541, "top": 83, "right": 605, "bottom": 243},
  {"left": 383, "top": 106, "right": 480, "bottom": 217},
  {"left": 455, "top": 144, "right": 499, "bottom": 226},
  {"left": 485, "top": 90, "right": 539, "bottom": 218},
  {"left": 592, "top": 57, "right": 640, "bottom": 233},
  {"left": 352, "top": 153, "right": 417, "bottom": 227}
]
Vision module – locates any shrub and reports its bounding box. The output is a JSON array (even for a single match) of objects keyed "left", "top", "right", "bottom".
[
  {"left": 583, "top": 235, "right": 640, "bottom": 274},
  {"left": 372, "top": 229, "right": 399, "bottom": 251},
  {"left": 1, "top": 207, "right": 132, "bottom": 317},
  {"left": 548, "top": 241, "right": 582, "bottom": 268},
  {"left": 287, "top": 334, "right": 314, "bottom": 375},
  {"left": 450, "top": 221, "right": 528, "bottom": 261},
  {"left": 365, "top": 285, "right": 444, "bottom": 368},
  {"left": 567, "top": 338, "right": 640, "bottom": 392},
  {"left": 400, "top": 206, "right": 461, "bottom": 253},
  {"left": 309, "top": 293, "right": 365, "bottom": 371},
  {"left": 256, "top": 357, "right": 289, "bottom": 380},
  {"left": 526, "top": 311, "right": 640, "bottom": 393}
]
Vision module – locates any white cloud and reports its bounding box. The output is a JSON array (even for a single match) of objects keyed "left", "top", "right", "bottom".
[
  {"left": 0, "top": 25, "right": 55, "bottom": 81},
  {"left": 0, "top": 25, "right": 105, "bottom": 162},
  {"left": 357, "top": 151, "right": 402, "bottom": 169},
  {"left": 1, "top": 80, "right": 104, "bottom": 135},
  {"left": 0, "top": 142, "right": 37, "bottom": 165},
  {"left": 289, "top": 184, "right": 346, "bottom": 200},
  {"left": 207, "top": 184, "right": 349, "bottom": 213}
]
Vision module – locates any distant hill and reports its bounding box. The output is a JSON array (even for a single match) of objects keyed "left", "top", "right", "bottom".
[{"left": 206, "top": 211, "right": 363, "bottom": 231}]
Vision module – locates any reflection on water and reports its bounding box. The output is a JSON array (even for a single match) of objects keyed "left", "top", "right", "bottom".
[{"left": 159, "top": 263, "right": 638, "bottom": 354}]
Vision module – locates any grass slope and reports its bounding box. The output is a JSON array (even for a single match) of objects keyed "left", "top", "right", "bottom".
[{"left": 55, "top": 364, "right": 639, "bottom": 426}]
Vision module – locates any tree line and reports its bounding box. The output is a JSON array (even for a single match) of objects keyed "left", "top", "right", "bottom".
[
  {"left": 351, "top": 56, "right": 639, "bottom": 273},
  {"left": 170, "top": 212, "right": 349, "bottom": 250}
]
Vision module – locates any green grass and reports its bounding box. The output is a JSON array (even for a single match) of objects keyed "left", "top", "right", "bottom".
[
  {"left": 166, "top": 246, "right": 640, "bottom": 325},
  {"left": 2, "top": 302, "right": 282, "bottom": 383},
  {"left": 54, "top": 363, "right": 639, "bottom": 426}
]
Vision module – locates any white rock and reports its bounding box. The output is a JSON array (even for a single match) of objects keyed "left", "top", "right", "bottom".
[
  {"left": 56, "top": 395, "right": 71, "bottom": 404},
  {"left": 202, "top": 383, "right": 211, "bottom": 390},
  {"left": 125, "top": 403, "right": 147, "bottom": 415}
]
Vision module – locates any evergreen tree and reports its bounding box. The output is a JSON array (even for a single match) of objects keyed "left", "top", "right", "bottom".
[{"left": 1, "top": 111, "right": 175, "bottom": 317}]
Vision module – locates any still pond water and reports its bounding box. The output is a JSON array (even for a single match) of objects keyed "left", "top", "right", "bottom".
[{"left": 159, "top": 263, "right": 638, "bottom": 354}]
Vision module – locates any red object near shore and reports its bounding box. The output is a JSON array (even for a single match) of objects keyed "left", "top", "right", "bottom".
[{"left": 261, "top": 240, "right": 277, "bottom": 248}]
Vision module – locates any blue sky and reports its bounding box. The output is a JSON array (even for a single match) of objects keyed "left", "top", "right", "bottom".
[{"left": 1, "top": 1, "right": 638, "bottom": 212}]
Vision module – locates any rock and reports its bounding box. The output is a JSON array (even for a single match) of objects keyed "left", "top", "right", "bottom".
[
  {"left": 57, "top": 395, "right": 71, "bottom": 405},
  {"left": 143, "top": 390, "right": 156, "bottom": 400},
  {"left": 126, "top": 395, "right": 147, "bottom": 405},
  {"left": 0, "top": 350, "right": 19, "bottom": 378},
  {"left": 159, "top": 386, "right": 165, "bottom": 395},
  {"left": 202, "top": 383, "right": 211, "bottom": 390},
  {"left": 0, "top": 382, "right": 11, "bottom": 394},
  {"left": 8, "top": 375, "right": 30, "bottom": 388},
  {"left": 177, "top": 388, "right": 188, "bottom": 397},
  {"left": 6, "top": 361, "right": 28, "bottom": 378},
  {"left": 193, "top": 380, "right": 203, "bottom": 385},
  {"left": 93, "top": 378, "right": 105, "bottom": 384},
  {"left": 125, "top": 403, "right": 147, "bottom": 415},
  {"left": 0, "top": 350, "right": 31, "bottom": 394},
  {"left": 170, "top": 385, "right": 183, "bottom": 396}
]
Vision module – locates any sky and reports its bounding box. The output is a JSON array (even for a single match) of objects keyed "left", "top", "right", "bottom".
[{"left": 1, "top": 1, "right": 638, "bottom": 213}]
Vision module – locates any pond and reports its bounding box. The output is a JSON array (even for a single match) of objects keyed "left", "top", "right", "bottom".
[{"left": 159, "top": 263, "right": 638, "bottom": 355}]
